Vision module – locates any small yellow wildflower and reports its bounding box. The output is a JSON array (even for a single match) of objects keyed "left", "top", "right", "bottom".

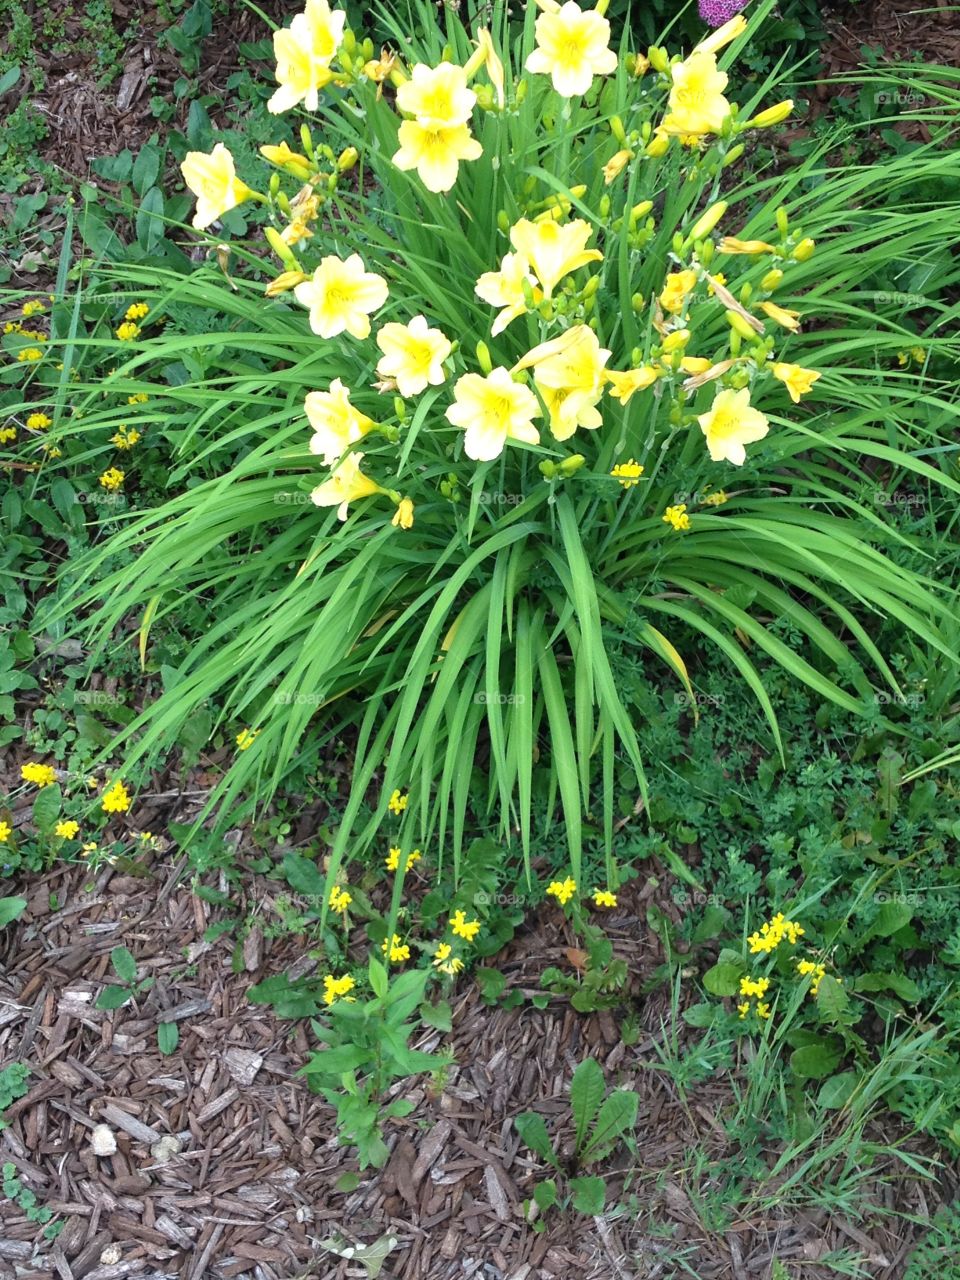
[
  {"left": 110, "top": 427, "right": 141, "bottom": 450},
  {"left": 739, "top": 976, "right": 770, "bottom": 1000},
  {"left": 26, "top": 413, "right": 52, "bottom": 430},
  {"left": 592, "top": 889, "right": 618, "bottom": 908},
  {"left": 611, "top": 460, "right": 644, "bottom": 489},
  {"left": 388, "top": 789, "right": 408, "bottom": 815},
  {"left": 18, "top": 347, "right": 44, "bottom": 362},
  {"left": 737, "top": 1001, "right": 751, "bottom": 1019},
  {"left": 81, "top": 842, "right": 98, "bottom": 857},
  {"left": 796, "top": 958, "right": 832, "bottom": 997},
  {"left": 127, "top": 392, "right": 149, "bottom": 404},
  {"left": 43, "top": 445, "right": 62, "bottom": 459},
  {"left": 322, "top": 973, "right": 356, "bottom": 1005},
  {"left": 236, "top": 727, "right": 260, "bottom": 750},
  {"left": 381, "top": 933, "right": 411, "bottom": 963},
  {"left": 756, "top": 1001, "right": 772, "bottom": 1019},
  {"left": 22, "top": 299, "right": 46, "bottom": 317},
  {"left": 86, "top": 776, "right": 99, "bottom": 789},
  {"left": 55, "top": 820, "right": 80, "bottom": 839},
  {"left": 101, "top": 779, "right": 131, "bottom": 813},
  {"left": 546, "top": 877, "right": 577, "bottom": 906},
  {"left": 0, "top": 427, "right": 15, "bottom": 444},
  {"left": 116, "top": 322, "right": 141, "bottom": 341},
  {"left": 433, "top": 942, "right": 465, "bottom": 976},
  {"left": 99, "top": 468, "right": 125, "bottom": 491},
  {"left": 21, "top": 762, "right": 58, "bottom": 787},
  {"left": 747, "top": 912, "right": 805, "bottom": 954},
  {"left": 0, "top": 821, "right": 11, "bottom": 843},
  {"left": 385, "top": 846, "right": 422, "bottom": 872},
  {"left": 701, "top": 490, "right": 729, "bottom": 506},
  {"left": 450, "top": 909, "right": 481, "bottom": 942},
  {"left": 125, "top": 302, "right": 149, "bottom": 321},
  {"left": 329, "top": 885, "right": 352, "bottom": 913},
  {"left": 663, "top": 504, "right": 690, "bottom": 532}
]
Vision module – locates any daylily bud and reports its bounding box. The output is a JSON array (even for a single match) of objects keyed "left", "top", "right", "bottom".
[
  {"left": 337, "top": 147, "right": 359, "bottom": 171},
  {"left": 476, "top": 340, "right": 493, "bottom": 373},
  {"left": 776, "top": 206, "right": 789, "bottom": 237},
  {"left": 342, "top": 27, "right": 356, "bottom": 54},
  {"left": 394, "top": 396, "right": 407, "bottom": 421},
  {"left": 539, "top": 460, "right": 558, "bottom": 479},
  {"left": 662, "top": 329, "right": 690, "bottom": 352},
  {"left": 264, "top": 226, "right": 299, "bottom": 269},
  {"left": 475, "top": 84, "right": 494, "bottom": 110},
  {"left": 701, "top": 239, "right": 714, "bottom": 266},
  {"left": 629, "top": 199, "right": 653, "bottom": 227},
  {"left": 631, "top": 293, "right": 644, "bottom": 313},
  {"left": 559, "top": 453, "right": 586, "bottom": 476},
  {"left": 610, "top": 115, "right": 627, "bottom": 144},
  {"left": 747, "top": 100, "right": 794, "bottom": 129},
  {"left": 647, "top": 46, "right": 669, "bottom": 72},
  {"left": 793, "top": 237, "right": 816, "bottom": 261},
  {"left": 626, "top": 52, "right": 650, "bottom": 77},
  {"left": 722, "top": 144, "right": 745, "bottom": 168},
  {"left": 599, "top": 194, "right": 611, "bottom": 219},
  {"left": 694, "top": 13, "right": 748, "bottom": 56},
  {"left": 582, "top": 275, "right": 601, "bottom": 298},
  {"left": 761, "top": 269, "right": 784, "bottom": 291},
  {"left": 645, "top": 131, "right": 670, "bottom": 157},
  {"left": 265, "top": 270, "right": 308, "bottom": 297},
  {"left": 497, "top": 210, "right": 510, "bottom": 235},
  {"left": 729, "top": 329, "right": 742, "bottom": 357},
  {"left": 269, "top": 172, "right": 281, "bottom": 196},
  {"left": 672, "top": 232, "right": 684, "bottom": 256},
  {"left": 690, "top": 201, "right": 728, "bottom": 241},
  {"left": 299, "top": 124, "right": 315, "bottom": 159},
  {"left": 515, "top": 78, "right": 528, "bottom": 104},
  {"left": 740, "top": 283, "right": 753, "bottom": 305},
  {"left": 726, "top": 310, "right": 758, "bottom": 341}
]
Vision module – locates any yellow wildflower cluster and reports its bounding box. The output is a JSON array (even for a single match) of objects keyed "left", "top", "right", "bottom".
[
  {"left": 662, "top": 504, "right": 690, "bottom": 532},
  {"left": 125, "top": 302, "right": 149, "bottom": 322},
  {"left": 0, "top": 821, "right": 12, "bottom": 842},
  {"left": 236, "top": 727, "right": 260, "bottom": 750},
  {"left": 18, "top": 348, "right": 44, "bottom": 363},
  {"left": 387, "top": 789, "right": 408, "bottom": 815},
  {"left": 55, "top": 820, "right": 80, "bottom": 839},
  {"left": 323, "top": 973, "right": 356, "bottom": 1005},
  {"left": 115, "top": 322, "right": 140, "bottom": 342},
  {"left": 611, "top": 460, "right": 644, "bottom": 489},
  {"left": 101, "top": 779, "right": 131, "bottom": 813},
  {"left": 737, "top": 975, "right": 772, "bottom": 1020},
  {"left": 385, "top": 846, "right": 421, "bottom": 872},
  {"left": 21, "top": 762, "right": 58, "bottom": 787},
  {"left": 796, "top": 958, "right": 828, "bottom": 996},
  {"left": 432, "top": 942, "right": 464, "bottom": 976},
  {"left": 110, "top": 427, "right": 141, "bottom": 450},
  {"left": 26, "top": 413, "right": 52, "bottom": 430},
  {"left": 22, "top": 299, "right": 46, "bottom": 318},
  {"left": 0, "top": 426, "right": 16, "bottom": 445},
  {"left": 329, "top": 884, "right": 352, "bottom": 913},
  {"left": 747, "top": 912, "right": 805, "bottom": 955},
  {"left": 99, "top": 468, "right": 125, "bottom": 491},
  {"left": 546, "top": 876, "right": 577, "bottom": 906},
  {"left": 381, "top": 932, "right": 411, "bottom": 963}
]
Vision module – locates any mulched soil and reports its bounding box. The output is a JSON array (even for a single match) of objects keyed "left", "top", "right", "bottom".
[{"left": 1, "top": 846, "right": 953, "bottom": 1279}]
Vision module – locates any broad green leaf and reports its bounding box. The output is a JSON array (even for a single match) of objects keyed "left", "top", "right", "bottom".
[
  {"left": 111, "top": 946, "right": 138, "bottom": 984},
  {"left": 514, "top": 1113, "right": 558, "bottom": 1167},
  {"left": 570, "top": 1058, "right": 605, "bottom": 1154},
  {"left": 570, "top": 1175, "right": 606, "bottom": 1216}
]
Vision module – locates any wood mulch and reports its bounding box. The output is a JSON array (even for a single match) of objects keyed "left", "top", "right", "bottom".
[{"left": 1, "top": 845, "right": 953, "bottom": 1279}]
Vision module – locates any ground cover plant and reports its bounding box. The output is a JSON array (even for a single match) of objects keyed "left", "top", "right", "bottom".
[{"left": 3, "top": 0, "right": 960, "bottom": 1269}]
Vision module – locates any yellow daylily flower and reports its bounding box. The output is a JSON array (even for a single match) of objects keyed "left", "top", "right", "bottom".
[
  {"left": 392, "top": 120, "right": 483, "bottom": 193},
  {"left": 693, "top": 13, "right": 748, "bottom": 56},
  {"left": 606, "top": 365, "right": 661, "bottom": 404},
  {"left": 311, "top": 452, "right": 384, "bottom": 521},
  {"left": 294, "top": 254, "right": 388, "bottom": 340},
  {"left": 525, "top": 0, "right": 617, "bottom": 97},
  {"left": 602, "top": 148, "right": 634, "bottom": 184},
  {"left": 305, "top": 378, "right": 376, "bottom": 465},
  {"left": 396, "top": 61, "right": 476, "bottom": 125},
  {"left": 661, "top": 51, "right": 731, "bottom": 137},
  {"left": 180, "top": 143, "right": 253, "bottom": 230},
  {"left": 475, "top": 252, "right": 542, "bottom": 335},
  {"left": 659, "top": 269, "right": 698, "bottom": 315},
  {"left": 772, "top": 362, "right": 821, "bottom": 402},
  {"left": 759, "top": 301, "right": 802, "bottom": 331},
  {"left": 268, "top": 0, "right": 345, "bottom": 114},
  {"left": 259, "top": 141, "right": 314, "bottom": 180},
  {"left": 718, "top": 237, "right": 777, "bottom": 255},
  {"left": 391, "top": 497, "right": 415, "bottom": 529},
  {"left": 508, "top": 217, "right": 602, "bottom": 299},
  {"left": 697, "top": 387, "right": 770, "bottom": 465},
  {"left": 445, "top": 367, "right": 541, "bottom": 461},
  {"left": 375, "top": 315, "right": 452, "bottom": 396}
]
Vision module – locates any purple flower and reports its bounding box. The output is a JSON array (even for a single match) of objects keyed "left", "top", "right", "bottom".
[{"left": 698, "top": 0, "right": 743, "bottom": 27}]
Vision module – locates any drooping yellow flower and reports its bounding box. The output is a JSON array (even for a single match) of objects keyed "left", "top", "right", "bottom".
[
  {"left": 772, "top": 363, "right": 821, "bottom": 403},
  {"left": 310, "top": 452, "right": 383, "bottom": 521},
  {"left": 268, "top": 0, "right": 345, "bottom": 114},
  {"left": 99, "top": 468, "right": 125, "bottom": 491},
  {"left": 180, "top": 143, "right": 253, "bottom": 231},
  {"left": 525, "top": 0, "right": 617, "bottom": 97},
  {"left": 391, "top": 497, "right": 415, "bottom": 529},
  {"left": 236, "top": 728, "right": 260, "bottom": 750},
  {"left": 606, "top": 365, "right": 660, "bottom": 405},
  {"left": 55, "top": 820, "right": 80, "bottom": 839},
  {"left": 21, "top": 762, "right": 58, "bottom": 787},
  {"left": 759, "top": 301, "right": 802, "bottom": 331},
  {"left": 546, "top": 876, "right": 577, "bottom": 906},
  {"left": 101, "top": 779, "right": 131, "bottom": 813},
  {"left": 392, "top": 120, "right": 483, "bottom": 193},
  {"left": 509, "top": 217, "right": 602, "bottom": 299},
  {"left": 697, "top": 387, "right": 769, "bottom": 465},
  {"left": 305, "top": 378, "right": 375, "bottom": 466},
  {"left": 662, "top": 504, "right": 690, "bottom": 532},
  {"left": 662, "top": 51, "right": 731, "bottom": 137},
  {"left": 259, "top": 141, "right": 314, "bottom": 180},
  {"left": 445, "top": 367, "right": 541, "bottom": 462},
  {"left": 611, "top": 459, "right": 644, "bottom": 488},
  {"left": 375, "top": 315, "right": 452, "bottom": 397},
  {"left": 659, "top": 269, "right": 698, "bottom": 315},
  {"left": 679, "top": 357, "right": 711, "bottom": 375},
  {"left": 475, "top": 252, "right": 542, "bottom": 336},
  {"left": 396, "top": 61, "right": 476, "bottom": 125},
  {"left": 294, "top": 254, "right": 388, "bottom": 340},
  {"left": 450, "top": 909, "right": 481, "bottom": 942},
  {"left": 603, "top": 149, "right": 634, "bottom": 184},
  {"left": 266, "top": 270, "right": 309, "bottom": 298}
]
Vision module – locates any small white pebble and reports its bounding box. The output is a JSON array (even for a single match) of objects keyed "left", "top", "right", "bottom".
[
  {"left": 149, "top": 1134, "right": 182, "bottom": 1164},
  {"left": 90, "top": 1125, "right": 117, "bottom": 1157},
  {"left": 99, "top": 1244, "right": 122, "bottom": 1265}
]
